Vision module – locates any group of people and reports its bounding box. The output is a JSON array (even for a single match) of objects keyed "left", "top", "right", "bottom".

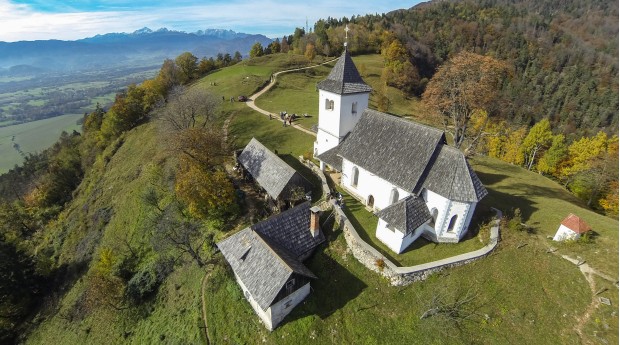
[{"left": 269, "top": 111, "right": 296, "bottom": 127}]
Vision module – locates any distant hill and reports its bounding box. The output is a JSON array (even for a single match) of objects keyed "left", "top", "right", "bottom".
[{"left": 0, "top": 27, "right": 272, "bottom": 73}]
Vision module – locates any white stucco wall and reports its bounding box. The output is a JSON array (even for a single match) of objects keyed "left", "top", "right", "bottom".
[
  {"left": 422, "top": 189, "right": 477, "bottom": 243},
  {"left": 315, "top": 127, "right": 341, "bottom": 156},
  {"left": 553, "top": 225, "right": 579, "bottom": 242},
  {"left": 267, "top": 282, "right": 311, "bottom": 330},
  {"left": 341, "top": 159, "right": 410, "bottom": 211},
  {"left": 376, "top": 218, "right": 425, "bottom": 254},
  {"left": 234, "top": 273, "right": 310, "bottom": 331},
  {"left": 315, "top": 90, "right": 369, "bottom": 156}
]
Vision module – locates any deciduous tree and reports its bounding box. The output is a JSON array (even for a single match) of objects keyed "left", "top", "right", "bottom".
[
  {"left": 249, "top": 42, "right": 264, "bottom": 58},
  {"left": 175, "top": 52, "right": 198, "bottom": 84},
  {"left": 536, "top": 134, "right": 568, "bottom": 176},
  {"left": 423, "top": 52, "right": 509, "bottom": 149},
  {"left": 520, "top": 118, "right": 553, "bottom": 170},
  {"left": 305, "top": 43, "right": 316, "bottom": 61},
  {"left": 159, "top": 87, "right": 220, "bottom": 131}
]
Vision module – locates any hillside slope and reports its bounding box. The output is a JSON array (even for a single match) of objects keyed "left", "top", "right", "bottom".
[{"left": 23, "top": 54, "right": 618, "bottom": 344}]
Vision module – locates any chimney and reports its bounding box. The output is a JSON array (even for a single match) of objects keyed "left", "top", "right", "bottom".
[{"left": 310, "top": 206, "right": 321, "bottom": 238}]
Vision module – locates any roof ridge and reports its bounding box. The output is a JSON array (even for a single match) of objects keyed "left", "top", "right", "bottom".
[
  {"left": 252, "top": 230, "right": 317, "bottom": 279},
  {"left": 459, "top": 154, "right": 477, "bottom": 200},
  {"left": 252, "top": 201, "right": 310, "bottom": 232},
  {"left": 251, "top": 230, "right": 295, "bottom": 273},
  {"left": 364, "top": 109, "right": 445, "bottom": 135}
]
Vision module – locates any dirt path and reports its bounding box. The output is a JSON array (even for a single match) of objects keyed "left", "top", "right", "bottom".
[
  {"left": 557, "top": 254, "right": 617, "bottom": 342},
  {"left": 245, "top": 58, "right": 338, "bottom": 137},
  {"left": 201, "top": 264, "right": 215, "bottom": 345}
]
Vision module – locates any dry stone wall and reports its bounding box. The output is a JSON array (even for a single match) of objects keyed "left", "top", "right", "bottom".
[{"left": 306, "top": 157, "right": 502, "bottom": 286}]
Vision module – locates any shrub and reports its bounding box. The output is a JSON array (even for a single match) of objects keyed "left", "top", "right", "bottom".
[
  {"left": 375, "top": 258, "right": 386, "bottom": 271},
  {"left": 125, "top": 257, "right": 174, "bottom": 304}
]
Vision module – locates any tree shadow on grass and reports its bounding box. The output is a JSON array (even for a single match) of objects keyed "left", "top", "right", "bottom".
[
  {"left": 479, "top": 188, "right": 538, "bottom": 224},
  {"left": 475, "top": 171, "right": 508, "bottom": 186}
]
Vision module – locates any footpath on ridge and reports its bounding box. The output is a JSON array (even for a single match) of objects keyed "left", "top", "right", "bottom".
[{"left": 244, "top": 58, "right": 338, "bottom": 136}]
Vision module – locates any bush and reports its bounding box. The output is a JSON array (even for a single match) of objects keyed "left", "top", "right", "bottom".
[
  {"left": 125, "top": 257, "right": 174, "bottom": 304},
  {"left": 506, "top": 208, "right": 525, "bottom": 232}
]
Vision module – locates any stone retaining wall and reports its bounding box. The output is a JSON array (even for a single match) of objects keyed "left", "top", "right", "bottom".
[
  {"left": 335, "top": 203, "right": 502, "bottom": 286},
  {"left": 303, "top": 156, "right": 502, "bottom": 286}
]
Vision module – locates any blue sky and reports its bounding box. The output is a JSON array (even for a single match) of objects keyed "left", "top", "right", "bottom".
[{"left": 0, "top": 0, "right": 424, "bottom": 42}]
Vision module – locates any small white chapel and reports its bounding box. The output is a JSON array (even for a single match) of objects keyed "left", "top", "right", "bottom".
[{"left": 314, "top": 35, "right": 488, "bottom": 254}]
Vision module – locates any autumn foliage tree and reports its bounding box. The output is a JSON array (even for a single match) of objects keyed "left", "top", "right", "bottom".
[
  {"left": 423, "top": 52, "right": 509, "bottom": 149},
  {"left": 520, "top": 118, "right": 553, "bottom": 170}
]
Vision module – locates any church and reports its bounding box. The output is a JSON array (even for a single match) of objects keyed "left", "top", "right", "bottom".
[{"left": 314, "top": 47, "right": 488, "bottom": 254}]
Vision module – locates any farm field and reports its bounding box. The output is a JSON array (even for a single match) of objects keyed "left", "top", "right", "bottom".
[
  {"left": 0, "top": 113, "right": 82, "bottom": 173},
  {"left": 0, "top": 65, "right": 158, "bottom": 127}
]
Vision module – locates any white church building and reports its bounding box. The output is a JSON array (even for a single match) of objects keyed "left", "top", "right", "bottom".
[{"left": 314, "top": 49, "right": 488, "bottom": 254}]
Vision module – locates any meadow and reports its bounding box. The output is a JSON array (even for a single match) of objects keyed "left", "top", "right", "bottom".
[{"left": 0, "top": 113, "right": 83, "bottom": 173}]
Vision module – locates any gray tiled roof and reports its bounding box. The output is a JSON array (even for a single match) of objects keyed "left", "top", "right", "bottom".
[
  {"left": 376, "top": 195, "right": 431, "bottom": 235},
  {"left": 217, "top": 228, "right": 316, "bottom": 310},
  {"left": 251, "top": 201, "right": 325, "bottom": 259},
  {"left": 238, "top": 138, "right": 311, "bottom": 200},
  {"left": 420, "top": 145, "right": 488, "bottom": 202},
  {"left": 337, "top": 109, "right": 446, "bottom": 192},
  {"left": 317, "top": 50, "right": 372, "bottom": 95},
  {"left": 316, "top": 145, "right": 342, "bottom": 171}
]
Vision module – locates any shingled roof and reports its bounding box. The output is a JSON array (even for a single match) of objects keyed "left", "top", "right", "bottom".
[
  {"left": 376, "top": 195, "right": 431, "bottom": 235},
  {"left": 217, "top": 228, "right": 316, "bottom": 311},
  {"left": 251, "top": 201, "right": 325, "bottom": 259},
  {"left": 238, "top": 138, "right": 311, "bottom": 200},
  {"left": 420, "top": 145, "right": 488, "bottom": 202},
  {"left": 317, "top": 50, "right": 372, "bottom": 95},
  {"left": 337, "top": 109, "right": 446, "bottom": 192},
  {"left": 316, "top": 145, "right": 343, "bottom": 171}
]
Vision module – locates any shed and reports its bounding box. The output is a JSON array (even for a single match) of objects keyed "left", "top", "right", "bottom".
[
  {"left": 553, "top": 213, "right": 592, "bottom": 241},
  {"left": 238, "top": 138, "right": 312, "bottom": 204}
]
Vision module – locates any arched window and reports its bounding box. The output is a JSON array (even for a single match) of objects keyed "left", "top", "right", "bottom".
[
  {"left": 430, "top": 208, "right": 438, "bottom": 227},
  {"left": 329, "top": 100, "right": 334, "bottom": 110},
  {"left": 351, "top": 101, "right": 358, "bottom": 115},
  {"left": 325, "top": 98, "right": 331, "bottom": 110},
  {"left": 351, "top": 166, "right": 359, "bottom": 188},
  {"left": 447, "top": 215, "right": 458, "bottom": 232},
  {"left": 389, "top": 188, "right": 399, "bottom": 205},
  {"left": 368, "top": 195, "right": 374, "bottom": 208}
]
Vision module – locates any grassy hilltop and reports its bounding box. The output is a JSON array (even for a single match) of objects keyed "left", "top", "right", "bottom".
[{"left": 24, "top": 54, "right": 618, "bottom": 345}]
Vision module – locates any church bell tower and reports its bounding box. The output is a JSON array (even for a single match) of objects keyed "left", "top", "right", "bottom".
[{"left": 314, "top": 25, "right": 372, "bottom": 160}]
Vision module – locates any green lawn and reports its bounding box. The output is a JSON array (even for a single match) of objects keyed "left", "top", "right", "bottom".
[
  {"left": 206, "top": 215, "right": 598, "bottom": 344},
  {"left": 255, "top": 66, "right": 332, "bottom": 131},
  {"left": 332, "top": 183, "right": 490, "bottom": 267},
  {"left": 0, "top": 113, "right": 82, "bottom": 173},
  {"left": 471, "top": 155, "right": 619, "bottom": 278}
]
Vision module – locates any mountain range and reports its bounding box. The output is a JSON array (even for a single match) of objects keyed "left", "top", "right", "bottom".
[{"left": 0, "top": 28, "right": 273, "bottom": 74}]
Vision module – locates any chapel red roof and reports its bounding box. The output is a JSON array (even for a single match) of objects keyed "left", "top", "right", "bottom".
[{"left": 560, "top": 213, "right": 592, "bottom": 234}]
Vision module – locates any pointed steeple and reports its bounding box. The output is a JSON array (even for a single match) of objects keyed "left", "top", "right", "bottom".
[{"left": 317, "top": 50, "right": 372, "bottom": 95}]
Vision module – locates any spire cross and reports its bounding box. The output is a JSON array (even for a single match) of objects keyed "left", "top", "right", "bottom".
[{"left": 344, "top": 24, "right": 350, "bottom": 48}]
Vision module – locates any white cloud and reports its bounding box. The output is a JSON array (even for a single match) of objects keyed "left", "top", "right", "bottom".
[{"left": 0, "top": 0, "right": 418, "bottom": 41}]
